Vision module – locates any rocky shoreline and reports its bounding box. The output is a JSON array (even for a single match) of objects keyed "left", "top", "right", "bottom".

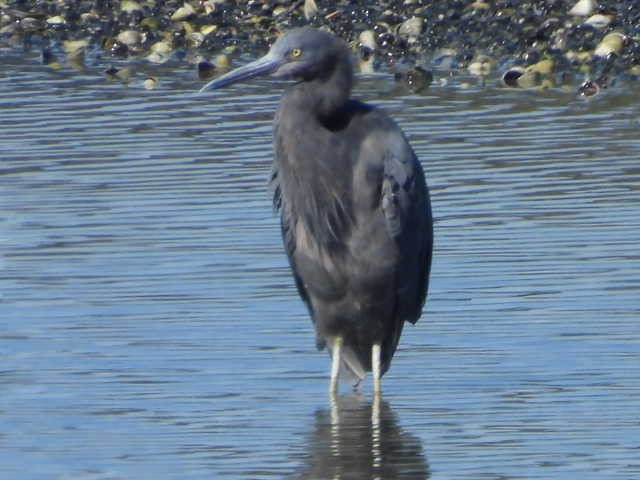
[{"left": 1, "top": 1, "right": 638, "bottom": 94}]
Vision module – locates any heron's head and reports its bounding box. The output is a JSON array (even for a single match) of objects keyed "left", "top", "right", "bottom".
[{"left": 199, "top": 27, "right": 351, "bottom": 92}]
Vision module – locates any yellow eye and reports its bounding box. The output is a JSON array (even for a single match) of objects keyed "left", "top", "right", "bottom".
[{"left": 291, "top": 48, "right": 302, "bottom": 58}]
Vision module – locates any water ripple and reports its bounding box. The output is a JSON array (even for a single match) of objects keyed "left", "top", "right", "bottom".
[{"left": 1, "top": 57, "right": 639, "bottom": 480}]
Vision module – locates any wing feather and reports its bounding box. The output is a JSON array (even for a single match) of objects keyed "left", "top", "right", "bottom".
[{"left": 380, "top": 135, "right": 433, "bottom": 325}]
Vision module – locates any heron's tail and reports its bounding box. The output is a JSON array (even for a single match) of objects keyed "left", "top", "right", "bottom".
[
  {"left": 340, "top": 345, "right": 366, "bottom": 384},
  {"left": 325, "top": 339, "right": 366, "bottom": 384}
]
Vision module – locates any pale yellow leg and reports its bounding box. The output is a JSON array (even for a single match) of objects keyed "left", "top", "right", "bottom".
[
  {"left": 330, "top": 337, "right": 343, "bottom": 395},
  {"left": 372, "top": 343, "right": 382, "bottom": 396}
]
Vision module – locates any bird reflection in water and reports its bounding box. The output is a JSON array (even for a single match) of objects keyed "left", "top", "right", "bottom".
[{"left": 291, "top": 395, "right": 429, "bottom": 479}]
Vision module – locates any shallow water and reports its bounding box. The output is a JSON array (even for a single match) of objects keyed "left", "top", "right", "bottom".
[{"left": 1, "top": 50, "right": 639, "bottom": 479}]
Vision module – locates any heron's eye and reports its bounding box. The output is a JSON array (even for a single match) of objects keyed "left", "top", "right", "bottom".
[{"left": 290, "top": 48, "right": 302, "bottom": 58}]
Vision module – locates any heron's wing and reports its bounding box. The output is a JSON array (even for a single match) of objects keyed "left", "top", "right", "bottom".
[
  {"left": 271, "top": 166, "right": 326, "bottom": 348},
  {"left": 380, "top": 133, "right": 433, "bottom": 325},
  {"left": 272, "top": 167, "right": 307, "bottom": 297}
]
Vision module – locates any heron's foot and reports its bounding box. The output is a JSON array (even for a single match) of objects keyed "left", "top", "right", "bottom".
[{"left": 351, "top": 377, "right": 362, "bottom": 392}]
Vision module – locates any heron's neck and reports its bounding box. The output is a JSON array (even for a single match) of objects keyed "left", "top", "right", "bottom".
[{"left": 290, "top": 57, "right": 353, "bottom": 121}]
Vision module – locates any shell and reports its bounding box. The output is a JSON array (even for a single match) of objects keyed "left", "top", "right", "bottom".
[
  {"left": 569, "top": 0, "right": 596, "bottom": 16},
  {"left": 171, "top": 3, "right": 196, "bottom": 22},
  {"left": 502, "top": 67, "right": 525, "bottom": 87},
  {"left": 584, "top": 14, "right": 612, "bottom": 29},
  {"left": 397, "top": 17, "right": 423, "bottom": 40},
  {"left": 394, "top": 66, "right": 432, "bottom": 93},
  {"left": 468, "top": 55, "right": 495, "bottom": 77},
  {"left": 594, "top": 32, "right": 626, "bottom": 58},
  {"left": 502, "top": 59, "right": 554, "bottom": 89},
  {"left": 186, "top": 32, "right": 205, "bottom": 48},
  {"left": 46, "top": 16, "right": 66, "bottom": 26},
  {"left": 143, "top": 77, "right": 158, "bottom": 90},
  {"left": 198, "top": 61, "right": 216, "bottom": 80},
  {"left": 304, "top": 0, "right": 319, "bottom": 20},
  {"left": 121, "top": 1, "right": 142, "bottom": 13},
  {"left": 528, "top": 59, "right": 554, "bottom": 76},
  {"left": 215, "top": 53, "right": 231, "bottom": 70},
  {"left": 102, "top": 38, "right": 129, "bottom": 57},
  {"left": 201, "top": 25, "right": 218, "bottom": 36},
  {"left": 63, "top": 39, "right": 89, "bottom": 59},
  {"left": 116, "top": 30, "right": 144, "bottom": 47},
  {"left": 150, "top": 40, "right": 173, "bottom": 55},
  {"left": 578, "top": 79, "right": 599, "bottom": 96},
  {"left": 359, "top": 30, "right": 376, "bottom": 51}
]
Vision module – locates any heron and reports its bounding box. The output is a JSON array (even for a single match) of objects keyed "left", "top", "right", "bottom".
[{"left": 200, "top": 27, "right": 433, "bottom": 395}]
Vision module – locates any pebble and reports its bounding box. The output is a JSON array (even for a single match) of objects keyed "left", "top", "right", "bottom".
[{"left": 0, "top": 0, "right": 637, "bottom": 93}]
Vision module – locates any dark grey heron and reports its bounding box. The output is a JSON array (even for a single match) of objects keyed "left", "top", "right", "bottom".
[{"left": 201, "top": 27, "right": 433, "bottom": 395}]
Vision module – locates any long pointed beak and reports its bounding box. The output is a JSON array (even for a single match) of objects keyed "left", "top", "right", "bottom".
[{"left": 199, "top": 52, "right": 284, "bottom": 92}]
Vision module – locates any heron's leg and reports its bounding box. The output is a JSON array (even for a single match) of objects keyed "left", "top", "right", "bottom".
[
  {"left": 330, "top": 337, "right": 343, "bottom": 395},
  {"left": 372, "top": 343, "right": 382, "bottom": 396}
]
